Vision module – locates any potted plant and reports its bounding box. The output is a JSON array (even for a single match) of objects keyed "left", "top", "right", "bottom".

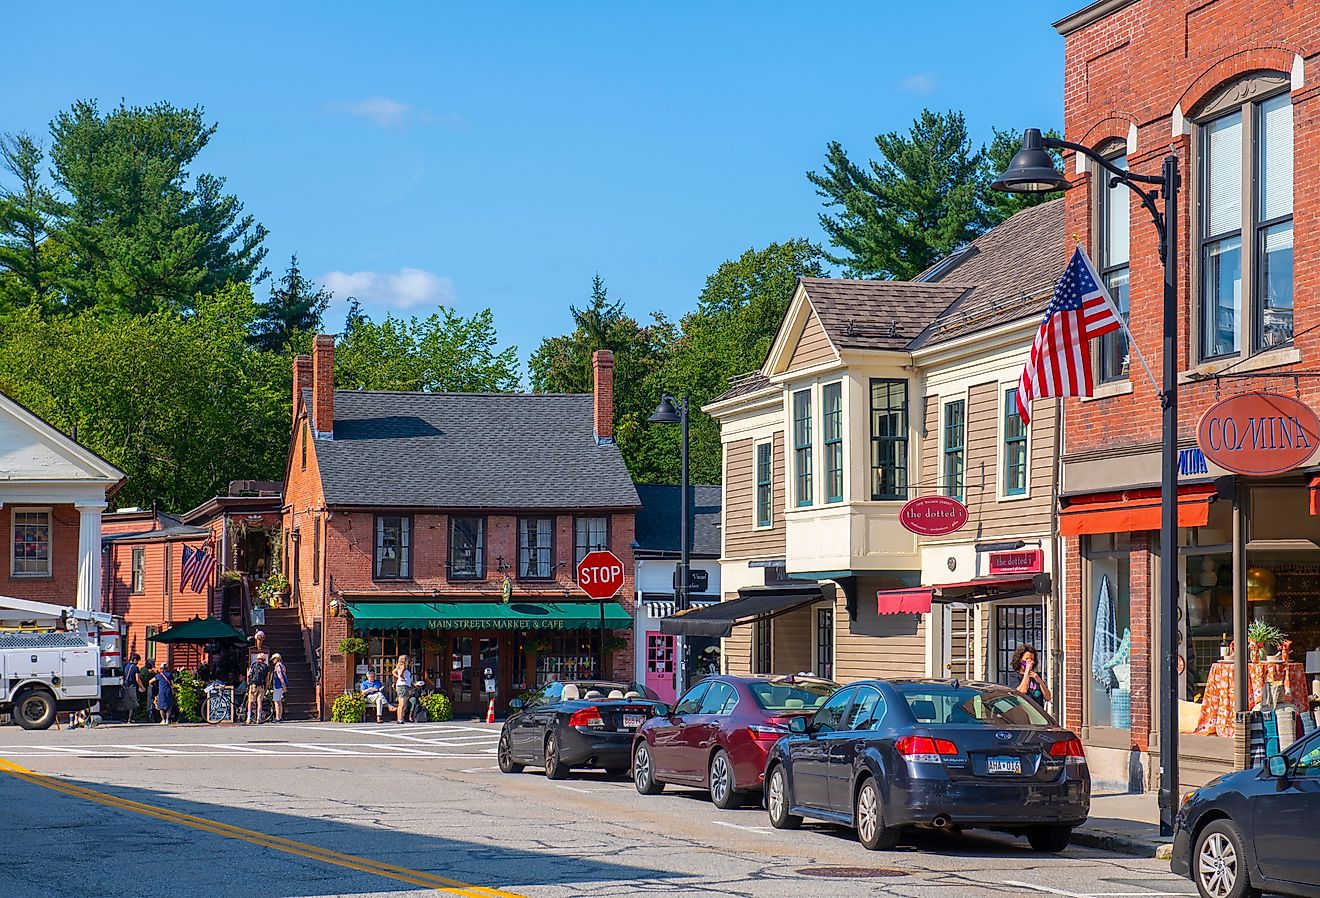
[
  {"left": 603, "top": 634, "right": 628, "bottom": 653},
  {"left": 1247, "top": 620, "right": 1284, "bottom": 662},
  {"left": 257, "top": 572, "right": 289, "bottom": 609},
  {"left": 337, "top": 636, "right": 369, "bottom": 657}
]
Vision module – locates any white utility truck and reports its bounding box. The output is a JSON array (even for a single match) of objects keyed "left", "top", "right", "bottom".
[{"left": 0, "top": 596, "right": 126, "bottom": 730}]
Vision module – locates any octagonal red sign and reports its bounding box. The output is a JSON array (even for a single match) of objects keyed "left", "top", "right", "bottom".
[
  {"left": 899, "top": 495, "right": 969, "bottom": 537},
  {"left": 577, "top": 549, "right": 625, "bottom": 599}
]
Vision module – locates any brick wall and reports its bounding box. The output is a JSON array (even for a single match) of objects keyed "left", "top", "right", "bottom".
[{"left": 0, "top": 504, "right": 82, "bottom": 606}]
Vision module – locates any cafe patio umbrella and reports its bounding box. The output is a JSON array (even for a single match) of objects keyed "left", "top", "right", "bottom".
[{"left": 147, "top": 616, "right": 246, "bottom": 644}]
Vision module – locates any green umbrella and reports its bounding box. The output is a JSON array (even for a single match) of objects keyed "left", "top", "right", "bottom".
[{"left": 147, "top": 616, "right": 246, "bottom": 644}]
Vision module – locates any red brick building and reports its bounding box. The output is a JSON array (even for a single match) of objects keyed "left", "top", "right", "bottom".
[
  {"left": 285, "top": 336, "right": 640, "bottom": 717},
  {"left": 1052, "top": 0, "right": 1317, "bottom": 791}
]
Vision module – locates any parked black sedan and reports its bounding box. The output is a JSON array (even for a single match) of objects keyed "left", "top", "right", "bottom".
[
  {"left": 498, "top": 680, "right": 666, "bottom": 779},
  {"left": 1172, "top": 726, "right": 1320, "bottom": 898},
  {"left": 763, "top": 678, "right": 1090, "bottom": 851}
]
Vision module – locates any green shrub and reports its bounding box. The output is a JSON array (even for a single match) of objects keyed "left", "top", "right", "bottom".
[
  {"left": 419, "top": 692, "right": 453, "bottom": 722},
  {"left": 331, "top": 692, "right": 366, "bottom": 723},
  {"left": 172, "top": 670, "right": 204, "bottom": 723},
  {"left": 337, "top": 636, "right": 368, "bottom": 656}
]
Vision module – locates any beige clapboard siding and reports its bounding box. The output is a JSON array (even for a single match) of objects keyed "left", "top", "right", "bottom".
[
  {"left": 786, "top": 308, "right": 836, "bottom": 372},
  {"left": 724, "top": 614, "right": 752, "bottom": 676},
  {"left": 920, "top": 393, "right": 939, "bottom": 493},
  {"left": 772, "top": 607, "right": 814, "bottom": 674},
  {"left": 724, "top": 432, "right": 787, "bottom": 559},
  {"left": 831, "top": 590, "right": 927, "bottom": 681}
]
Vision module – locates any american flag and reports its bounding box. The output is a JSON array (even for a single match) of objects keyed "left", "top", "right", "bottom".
[
  {"left": 1016, "top": 245, "right": 1125, "bottom": 424},
  {"left": 181, "top": 543, "right": 214, "bottom": 592}
]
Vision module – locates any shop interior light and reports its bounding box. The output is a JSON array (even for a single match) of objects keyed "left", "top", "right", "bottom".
[{"left": 1246, "top": 567, "right": 1276, "bottom": 603}]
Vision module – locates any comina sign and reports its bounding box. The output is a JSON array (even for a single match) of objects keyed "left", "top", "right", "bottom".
[{"left": 1196, "top": 392, "right": 1320, "bottom": 476}]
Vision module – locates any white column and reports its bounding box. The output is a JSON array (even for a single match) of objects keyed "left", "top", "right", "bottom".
[{"left": 76, "top": 504, "right": 104, "bottom": 612}]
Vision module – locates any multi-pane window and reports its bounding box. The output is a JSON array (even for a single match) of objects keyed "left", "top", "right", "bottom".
[
  {"left": 449, "top": 517, "right": 485, "bottom": 579},
  {"left": 755, "top": 442, "right": 773, "bottom": 527},
  {"left": 1097, "top": 152, "right": 1130, "bottom": 382},
  {"left": 943, "top": 399, "right": 965, "bottom": 501},
  {"left": 574, "top": 516, "right": 608, "bottom": 571},
  {"left": 131, "top": 547, "right": 145, "bottom": 594},
  {"left": 518, "top": 517, "right": 554, "bottom": 579},
  {"left": 823, "top": 382, "right": 843, "bottom": 503},
  {"left": 792, "top": 390, "right": 812, "bottom": 507},
  {"left": 1003, "top": 388, "right": 1028, "bottom": 497},
  {"left": 1198, "top": 80, "right": 1293, "bottom": 359},
  {"left": 11, "top": 509, "right": 51, "bottom": 576},
  {"left": 373, "top": 515, "right": 411, "bottom": 580},
  {"left": 815, "top": 607, "right": 834, "bottom": 679},
  {"left": 754, "top": 619, "right": 772, "bottom": 675},
  {"left": 869, "top": 379, "right": 908, "bottom": 500}
]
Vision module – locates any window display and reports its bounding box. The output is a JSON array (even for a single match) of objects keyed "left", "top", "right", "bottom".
[{"left": 1086, "top": 534, "right": 1131, "bottom": 730}]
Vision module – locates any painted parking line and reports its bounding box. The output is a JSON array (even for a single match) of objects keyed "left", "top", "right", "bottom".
[
  {"left": 711, "top": 820, "right": 773, "bottom": 835},
  {"left": 0, "top": 757, "right": 526, "bottom": 897},
  {"left": 1004, "top": 881, "right": 1189, "bottom": 898}
]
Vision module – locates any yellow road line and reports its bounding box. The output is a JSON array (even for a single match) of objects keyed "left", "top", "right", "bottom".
[{"left": 0, "top": 757, "right": 525, "bottom": 898}]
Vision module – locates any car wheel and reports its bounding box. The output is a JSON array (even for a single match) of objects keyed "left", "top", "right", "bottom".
[
  {"left": 544, "top": 733, "right": 569, "bottom": 779},
  {"left": 497, "top": 730, "right": 523, "bottom": 774},
  {"left": 1193, "top": 820, "right": 1260, "bottom": 898},
  {"left": 1026, "top": 825, "right": 1072, "bottom": 853},
  {"left": 15, "top": 689, "right": 56, "bottom": 731},
  {"left": 854, "top": 778, "right": 900, "bottom": 851},
  {"left": 766, "top": 765, "right": 802, "bottom": 830},
  {"left": 633, "top": 742, "right": 665, "bottom": 795},
  {"left": 709, "top": 750, "right": 744, "bottom": 810}
]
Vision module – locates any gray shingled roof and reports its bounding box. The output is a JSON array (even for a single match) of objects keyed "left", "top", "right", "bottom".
[
  {"left": 633, "top": 484, "right": 722, "bottom": 557},
  {"left": 707, "top": 370, "right": 774, "bottom": 406},
  {"left": 312, "top": 390, "right": 640, "bottom": 510},
  {"left": 799, "top": 279, "right": 971, "bottom": 351},
  {"left": 911, "top": 199, "right": 1065, "bottom": 348}
]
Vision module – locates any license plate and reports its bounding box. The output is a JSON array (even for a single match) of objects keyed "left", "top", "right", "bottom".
[
  {"left": 622, "top": 714, "right": 645, "bottom": 729},
  {"left": 987, "top": 755, "right": 1022, "bottom": 775}
]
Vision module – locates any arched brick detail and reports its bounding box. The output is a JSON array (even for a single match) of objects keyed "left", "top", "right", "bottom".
[
  {"left": 1177, "top": 46, "right": 1298, "bottom": 117},
  {"left": 1081, "top": 114, "right": 1137, "bottom": 150}
]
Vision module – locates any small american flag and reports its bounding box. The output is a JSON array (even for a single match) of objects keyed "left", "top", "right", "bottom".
[
  {"left": 1016, "top": 245, "right": 1125, "bottom": 424},
  {"left": 181, "top": 543, "right": 214, "bottom": 593}
]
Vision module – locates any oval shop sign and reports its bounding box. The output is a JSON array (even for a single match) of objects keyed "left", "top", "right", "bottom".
[
  {"left": 1196, "top": 392, "right": 1320, "bottom": 477},
  {"left": 899, "top": 495, "right": 969, "bottom": 537}
]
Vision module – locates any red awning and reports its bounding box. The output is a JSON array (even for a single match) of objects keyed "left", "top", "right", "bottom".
[
  {"left": 1059, "top": 484, "right": 1217, "bottom": 537},
  {"left": 876, "top": 588, "right": 933, "bottom": 615},
  {"left": 1309, "top": 474, "right": 1320, "bottom": 515}
]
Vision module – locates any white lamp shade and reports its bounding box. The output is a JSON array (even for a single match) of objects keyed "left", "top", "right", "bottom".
[{"left": 1306, "top": 650, "right": 1320, "bottom": 675}]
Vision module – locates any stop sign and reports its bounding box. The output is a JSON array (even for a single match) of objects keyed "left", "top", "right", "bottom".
[{"left": 577, "top": 550, "right": 625, "bottom": 599}]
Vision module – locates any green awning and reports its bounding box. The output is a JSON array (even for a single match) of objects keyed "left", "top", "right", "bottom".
[
  {"left": 345, "top": 601, "right": 633, "bottom": 632},
  {"left": 147, "top": 616, "right": 247, "bottom": 644}
]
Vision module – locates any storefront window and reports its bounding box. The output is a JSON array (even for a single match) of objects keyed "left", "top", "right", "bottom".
[
  {"left": 1085, "top": 534, "right": 1132, "bottom": 730},
  {"left": 534, "top": 633, "right": 602, "bottom": 686},
  {"left": 366, "top": 633, "right": 422, "bottom": 686},
  {"left": 1182, "top": 550, "right": 1233, "bottom": 704}
]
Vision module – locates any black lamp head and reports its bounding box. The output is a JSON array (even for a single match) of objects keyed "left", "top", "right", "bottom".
[
  {"left": 648, "top": 395, "right": 681, "bottom": 424},
  {"left": 991, "top": 128, "right": 1072, "bottom": 194}
]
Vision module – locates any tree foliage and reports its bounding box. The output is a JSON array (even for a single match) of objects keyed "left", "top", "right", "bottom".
[
  {"left": 0, "top": 133, "right": 68, "bottom": 311},
  {"left": 249, "top": 254, "right": 331, "bottom": 352},
  {"left": 335, "top": 307, "right": 521, "bottom": 393}
]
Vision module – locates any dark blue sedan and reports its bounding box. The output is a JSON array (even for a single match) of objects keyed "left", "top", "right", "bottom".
[
  {"left": 763, "top": 678, "right": 1090, "bottom": 851},
  {"left": 1172, "top": 726, "right": 1320, "bottom": 898}
]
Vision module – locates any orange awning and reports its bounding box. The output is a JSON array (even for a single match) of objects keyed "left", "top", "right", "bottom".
[
  {"left": 1310, "top": 474, "right": 1320, "bottom": 515},
  {"left": 1060, "top": 484, "right": 1218, "bottom": 537}
]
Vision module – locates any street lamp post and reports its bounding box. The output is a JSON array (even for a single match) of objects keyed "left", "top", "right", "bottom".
[
  {"left": 648, "top": 394, "right": 691, "bottom": 696},
  {"left": 993, "top": 129, "right": 1181, "bottom": 836}
]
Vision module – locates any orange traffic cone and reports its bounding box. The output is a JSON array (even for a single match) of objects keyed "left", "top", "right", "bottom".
[{"left": 486, "top": 698, "right": 496, "bottom": 724}]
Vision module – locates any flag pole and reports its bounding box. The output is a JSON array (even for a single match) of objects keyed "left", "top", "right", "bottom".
[{"left": 1076, "top": 245, "right": 1160, "bottom": 397}]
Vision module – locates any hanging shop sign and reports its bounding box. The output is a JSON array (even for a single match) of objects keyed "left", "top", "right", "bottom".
[
  {"left": 1196, "top": 392, "right": 1320, "bottom": 476},
  {"left": 987, "top": 549, "right": 1044, "bottom": 576},
  {"left": 899, "top": 495, "right": 969, "bottom": 537}
]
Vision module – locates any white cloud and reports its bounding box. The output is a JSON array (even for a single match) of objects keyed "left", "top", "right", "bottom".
[
  {"left": 327, "top": 96, "right": 465, "bottom": 130},
  {"left": 899, "top": 73, "right": 937, "bottom": 94},
  {"left": 322, "top": 267, "right": 456, "bottom": 311}
]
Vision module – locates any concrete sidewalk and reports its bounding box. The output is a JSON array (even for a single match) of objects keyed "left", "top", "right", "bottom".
[{"left": 1073, "top": 792, "right": 1173, "bottom": 858}]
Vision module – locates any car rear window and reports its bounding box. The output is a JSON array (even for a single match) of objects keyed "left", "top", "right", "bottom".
[
  {"left": 747, "top": 679, "right": 837, "bottom": 712},
  {"left": 898, "top": 685, "right": 1050, "bottom": 727}
]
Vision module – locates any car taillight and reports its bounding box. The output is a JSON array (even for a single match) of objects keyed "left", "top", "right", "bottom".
[
  {"left": 895, "top": 735, "right": 959, "bottom": 763},
  {"left": 568, "top": 706, "right": 605, "bottom": 728},
  {"left": 1048, "top": 737, "right": 1086, "bottom": 762},
  {"left": 749, "top": 724, "right": 788, "bottom": 742}
]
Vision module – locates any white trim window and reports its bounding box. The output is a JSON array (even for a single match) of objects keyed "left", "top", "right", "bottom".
[
  {"left": 942, "top": 399, "right": 966, "bottom": 501},
  {"left": 1096, "top": 151, "right": 1130, "bottom": 383},
  {"left": 1002, "top": 387, "right": 1029, "bottom": 498},
  {"left": 754, "top": 440, "right": 773, "bottom": 528},
  {"left": 12, "top": 508, "right": 52, "bottom": 577}
]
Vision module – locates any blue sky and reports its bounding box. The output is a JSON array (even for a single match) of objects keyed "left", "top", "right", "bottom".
[{"left": 2, "top": 2, "right": 1077, "bottom": 374}]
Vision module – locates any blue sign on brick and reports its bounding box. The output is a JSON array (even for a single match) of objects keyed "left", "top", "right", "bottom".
[{"left": 1178, "top": 447, "right": 1208, "bottom": 476}]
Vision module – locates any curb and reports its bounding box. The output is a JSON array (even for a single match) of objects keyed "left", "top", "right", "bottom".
[{"left": 1072, "top": 827, "right": 1173, "bottom": 859}]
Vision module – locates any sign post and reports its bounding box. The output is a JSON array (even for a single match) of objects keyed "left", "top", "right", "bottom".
[{"left": 577, "top": 550, "right": 625, "bottom": 680}]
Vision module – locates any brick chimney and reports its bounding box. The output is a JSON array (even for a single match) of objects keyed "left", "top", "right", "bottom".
[
  {"left": 312, "top": 334, "right": 335, "bottom": 438},
  {"left": 592, "top": 349, "right": 614, "bottom": 443},
  {"left": 292, "top": 354, "right": 312, "bottom": 428}
]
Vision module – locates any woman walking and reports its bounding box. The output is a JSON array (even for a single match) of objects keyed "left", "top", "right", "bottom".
[
  {"left": 1012, "top": 644, "right": 1052, "bottom": 708},
  {"left": 394, "top": 654, "right": 414, "bottom": 724},
  {"left": 153, "top": 663, "right": 175, "bottom": 725},
  {"left": 271, "top": 653, "right": 288, "bottom": 723}
]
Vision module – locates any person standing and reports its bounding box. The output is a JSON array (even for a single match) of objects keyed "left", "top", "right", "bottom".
[
  {"left": 246, "top": 653, "right": 270, "bottom": 724},
  {"left": 152, "top": 663, "right": 175, "bottom": 725},
  {"left": 121, "top": 654, "right": 144, "bottom": 723},
  {"left": 1013, "top": 644, "right": 1052, "bottom": 708},
  {"left": 271, "top": 653, "right": 288, "bottom": 723},
  {"left": 394, "top": 654, "right": 414, "bottom": 724},
  {"left": 141, "top": 659, "right": 158, "bottom": 722}
]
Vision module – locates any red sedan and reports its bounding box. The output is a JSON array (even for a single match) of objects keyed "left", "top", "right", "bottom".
[{"left": 631, "top": 674, "right": 839, "bottom": 808}]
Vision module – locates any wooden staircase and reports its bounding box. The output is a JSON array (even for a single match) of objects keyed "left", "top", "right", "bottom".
[{"left": 258, "top": 607, "right": 318, "bottom": 720}]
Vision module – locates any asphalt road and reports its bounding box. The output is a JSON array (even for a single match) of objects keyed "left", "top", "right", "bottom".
[{"left": 0, "top": 720, "right": 1198, "bottom": 898}]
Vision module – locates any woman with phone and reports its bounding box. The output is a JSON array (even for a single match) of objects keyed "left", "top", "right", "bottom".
[{"left": 1012, "top": 644, "right": 1052, "bottom": 707}]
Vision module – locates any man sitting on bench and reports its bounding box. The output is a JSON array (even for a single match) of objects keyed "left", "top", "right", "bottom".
[{"left": 359, "top": 673, "right": 391, "bottom": 723}]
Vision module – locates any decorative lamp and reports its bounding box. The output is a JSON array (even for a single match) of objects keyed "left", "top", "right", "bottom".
[
  {"left": 329, "top": 599, "right": 341, "bottom": 618},
  {"left": 1246, "top": 567, "right": 1276, "bottom": 603}
]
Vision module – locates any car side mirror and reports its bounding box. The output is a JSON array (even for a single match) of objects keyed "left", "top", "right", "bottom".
[
  {"left": 509, "top": 698, "right": 523, "bottom": 710},
  {"left": 653, "top": 703, "right": 669, "bottom": 717},
  {"left": 1267, "top": 754, "right": 1288, "bottom": 778},
  {"left": 789, "top": 716, "right": 808, "bottom": 735}
]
